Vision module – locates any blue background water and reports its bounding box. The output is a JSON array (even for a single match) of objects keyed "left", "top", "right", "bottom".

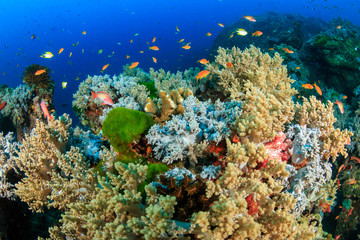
[{"left": 0, "top": 0, "right": 359, "bottom": 124}]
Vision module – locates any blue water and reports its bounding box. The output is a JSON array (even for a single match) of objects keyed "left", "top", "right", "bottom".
[{"left": 1, "top": 0, "right": 359, "bottom": 124}]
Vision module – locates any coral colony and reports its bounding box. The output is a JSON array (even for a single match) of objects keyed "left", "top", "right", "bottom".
[{"left": 4, "top": 12, "right": 360, "bottom": 238}]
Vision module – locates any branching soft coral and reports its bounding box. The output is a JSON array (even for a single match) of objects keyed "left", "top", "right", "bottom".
[{"left": 208, "top": 45, "right": 297, "bottom": 143}]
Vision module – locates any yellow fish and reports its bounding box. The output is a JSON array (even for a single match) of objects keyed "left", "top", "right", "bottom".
[
  {"left": 62, "top": 82, "right": 67, "bottom": 89},
  {"left": 40, "top": 52, "right": 54, "bottom": 58}
]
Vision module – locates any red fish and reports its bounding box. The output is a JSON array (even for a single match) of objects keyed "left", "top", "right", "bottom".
[
  {"left": 40, "top": 99, "right": 54, "bottom": 121},
  {"left": 0, "top": 101, "right": 6, "bottom": 110},
  {"left": 91, "top": 91, "right": 114, "bottom": 106},
  {"left": 335, "top": 99, "right": 344, "bottom": 114}
]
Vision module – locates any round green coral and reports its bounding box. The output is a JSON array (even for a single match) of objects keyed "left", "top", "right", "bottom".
[{"left": 102, "top": 107, "right": 154, "bottom": 152}]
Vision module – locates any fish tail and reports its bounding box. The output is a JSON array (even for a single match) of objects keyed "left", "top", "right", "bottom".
[{"left": 91, "top": 91, "right": 96, "bottom": 100}]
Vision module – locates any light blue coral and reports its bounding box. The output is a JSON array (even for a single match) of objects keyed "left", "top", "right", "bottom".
[{"left": 146, "top": 96, "right": 241, "bottom": 164}]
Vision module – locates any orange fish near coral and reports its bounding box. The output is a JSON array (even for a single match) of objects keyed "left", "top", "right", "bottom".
[
  {"left": 0, "top": 102, "right": 6, "bottom": 111},
  {"left": 198, "top": 59, "right": 209, "bottom": 64},
  {"left": 226, "top": 62, "right": 233, "bottom": 68},
  {"left": 252, "top": 31, "right": 263, "bottom": 36},
  {"left": 301, "top": 83, "right": 314, "bottom": 89},
  {"left": 242, "top": 15, "right": 256, "bottom": 22},
  {"left": 345, "top": 179, "right": 357, "bottom": 185},
  {"left": 313, "top": 83, "right": 322, "bottom": 96},
  {"left": 152, "top": 57, "right": 157, "bottom": 63},
  {"left": 335, "top": 99, "right": 344, "bottom": 114},
  {"left": 350, "top": 156, "right": 360, "bottom": 163},
  {"left": 319, "top": 203, "right": 331, "bottom": 213},
  {"left": 149, "top": 46, "right": 159, "bottom": 51},
  {"left": 282, "top": 48, "right": 294, "bottom": 54},
  {"left": 129, "top": 62, "right": 139, "bottom": 69},
  {"left": 195, "top": 70, "right": 210, "bottom": 82},
  {"left": 102, "top": 64, "right": 109, "bottom": 71},
  {"left": 35, "top": 69, "right": 46, "bottom": 75},
  {"left": 91, "top": 91, "right": 114, "bottom": 106},
  {"left": 40, "top": 99, "right": 54, "bottom": 121}
]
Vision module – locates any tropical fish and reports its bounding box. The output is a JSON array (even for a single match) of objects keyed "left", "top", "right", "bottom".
[
  {"left": 40, "top": 52, "right": 54, "bottom": 58},
  {"left": 35, "top": 69, "right": 46, "bottom": 75},
  {"left": 345, "top": 179, "right": 357, "bottom": 185},
  {"left": 40, "top": 99, "right": 54, "bottom": 121},
  {"left": 226, "top": 62, "right": 233, "bottom": 68},
  {"left": 236, "top": 28, "right": 248, "bottom": 36},
  {"left": 268, "top": 48, "right": 274, "bottom": 50},
  {"left": 229, "top": 33, "right": 234, "bottom": 39},
  {"left": 178, "top": 39, "right": 185, "bottom": 43},
  {"left": 152, "top": 37, "right": 156, "bottom": 43},
  {"left": 102, "top": 64, "right": 109, "bottom": 71},
  {"left": 91, "top": 91, "right": 114, "bottom": 106},
  {"left": 72, "top": 41, "right": 79, "bottom": 46},
  {"left": 31, "top": 34, "right": 36, "bottom": 39},
  {"left": 82, "top": 31, "right": 87, "bottom": 35},
  {"left": 0, "top": 101, "right": 6, "bottom": 111},
  {"left": 126, "top": 55, "right": 130, "bottom": 59},
  {"left": 295, "top": 66, "right": 301, "bottom": 70},
  {"left": 313, "top": 83, "right": 322, "bottom": 95},
  {"left": 130, "top": 39, "right": 133, "bottom": 43},
  {"left": 336, "top": 25, "right": 341, "bottom": 29},
  {"left": 62, "top": 82, "right": 67, "bottom": 89},
  {"left": 149, "top": 46, "right": 159, "bottom": 51},
  {"left": 218, "top": 23, "right": 224, "bottom": 27},
  {"left": 252, "top": 31, "right": 263, "bottom": 36},
  {"left": 242, "top": 15, "right": 256, "bottom": 22},
  {"left": 342, "top": 95, "right": 347, "bottom": 99},
  {"left": 152, "top": 57, "right": 157, "bottom": 63},
  {"left": 176, "top": 25, "right": 180, "bottom": 32},
  {"left": 206, "top": 32, "right": 212, "bottom": 36},
  {"left": 198, "top": 59, "right": 209, "bottom": 64},
  {"left": 282, "top": 48, "right": 294, "bottom": 54},
  {"left": 129, "top": 62, "right": 139, "bottom": 69},
  {"left": 182, "top": 45, "right": 191, "bottom": 50},
  {"left": 98, "top": 49, "right": 103, "bottom": 54},
  {"left": 139, "top": 50, "right": 144, "bottom": 53},
  {"left": 335, "top": 99, "right": 344, "bottom": 114},
  {"left": 58, "top": 48, "right": 64, "bottom": 54},
  {"left": 319, "top": 203, "right": 331, "bottom": 213},
  {"left": 195, "top": 70, "right": 210, "bottom": 81},
  {"left": 69, "top": 52, "right": 72, "bottom": 57},
  {"left": 301, "top": 83, "right": 314, "bottom": 89},
  {"left": 351, "top": 156, "right": 360, "bottom": 163},
  {"left": 75, "top": 77, "right": 80, "bottom": 80}
]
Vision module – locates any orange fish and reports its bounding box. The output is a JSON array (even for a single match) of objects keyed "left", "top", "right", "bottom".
[
  {"left": 129, "top": 62, "right": 139, "bottom": 69},
  {"left": 195, "top": 70, "right": 210, "bottom": 82},
  {"left": 226, "top": 62, "right": 233, "bottom": 68},
  {"left": 69, "top": 52, "right": 72, "bottom": 57},
  {"left": 334, "top": 235, "right": 341, "bottom": 240},
  {"left": 344, "top": 207, "right": 353, "bottom": 222},
  {"left": 149, "top": 46, "right": 159, "bottom": 51},
  {"left": 82, "top": 31, "right": 87, "bottom": 35},
  {"left": 139, "top": 50, "right": 144, "bottom": 53},
  {"left": 198, "top": 59, "right": 209, "bottom": 64},
  {"left": 342, "top": 95, "right": 347, "bottom": 99},
  {"left": 336, "top": 25, "right": 341, "bottom": 29},
  {"left": 152, "top": 37, "right": 156, "bottom": 43},
  {"left": 229, "top": 34, "right": 234, "bottom": 39},
  {"left": 295, "top": 66, "right": 301, "bottom": 70},
  {"left": 252, "top": 31, "right": 263, "bottom": 36},
  {"left": 58, "top": 48, "right": 64, "bottom": 54},
  {"left": 337, "top": 164, "right": 345, "bottom": 178},
  {"left": 335, "top": 99, "right": 344, "bottom": 114},
  {"left": 282, "top": 48, "right": 294, "bottom": 54},
  {"left": 152, "top": 57, "right": 157, "bottom": 63},
  {"left": 268, "top": 48, "right": 274, "bottom": 51},
  {"left": 35, "top": 69, "right": 46, "bottom": 75},
  {"left": 126, "top": 55, "right": 130, "bottom": 59},
  {"left": 242, "top": 15, "right": 256, "bottom": 22},
  {"left": 40, "top": 99, "right": 54, "bottom": 121},
  {"left": 0, "top": 102, "right": 6, "bottom": 111},
  {"left": 206, "top": 32, "right": 212, "bottom": 36},
  {"left": 313, "top": 83, "right": 322, "bottom": 96},
  {"left": 337, "top": 178, "right": 340, "bottom": 189},
  {"left": 176, "top": 25, "right": 180, "bottom": 32},
  {"left": 130, "top": 39, "right": 133, "bottom": 43},
  {"left": 218, "top": 23, "right": 224, "bottom": 27},
  {"left": 182, "top": 45, "right": 191, "bottom": 50},
  {"left": 102, "top": 64, "right": 109, "bottom": 71},
  {"left": 301, "top": 83, "right": 314, "bottom": 89},
  {"left": 91, "top": 91, "right": 114, "bottom": 106},
  {"left": 350, "top": 156, "right": 360, "bottom": 163},
  {"left": 319, "top": 203, "right": 331, "bottom": 213},
  {"left": 345, "top": 179, "right": 357, "bottom": 185},
  {"left": 178, "top": 39, "right": 185, "bottom": 43}
]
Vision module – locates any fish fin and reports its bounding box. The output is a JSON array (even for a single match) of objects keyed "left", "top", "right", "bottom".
[
  {"left": 101, "top": 102, "right": 107, "bottom": 105},
  {"left": 91, "top": 91, "right": 96, "bottom": 100}
]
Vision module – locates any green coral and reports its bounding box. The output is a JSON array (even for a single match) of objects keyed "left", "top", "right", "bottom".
[
  {"left": 138, "top": 80, "right": 158, "bottom": 99},
  {"left": 102, "top": 107, "right": 154, "bottom": 152}
]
